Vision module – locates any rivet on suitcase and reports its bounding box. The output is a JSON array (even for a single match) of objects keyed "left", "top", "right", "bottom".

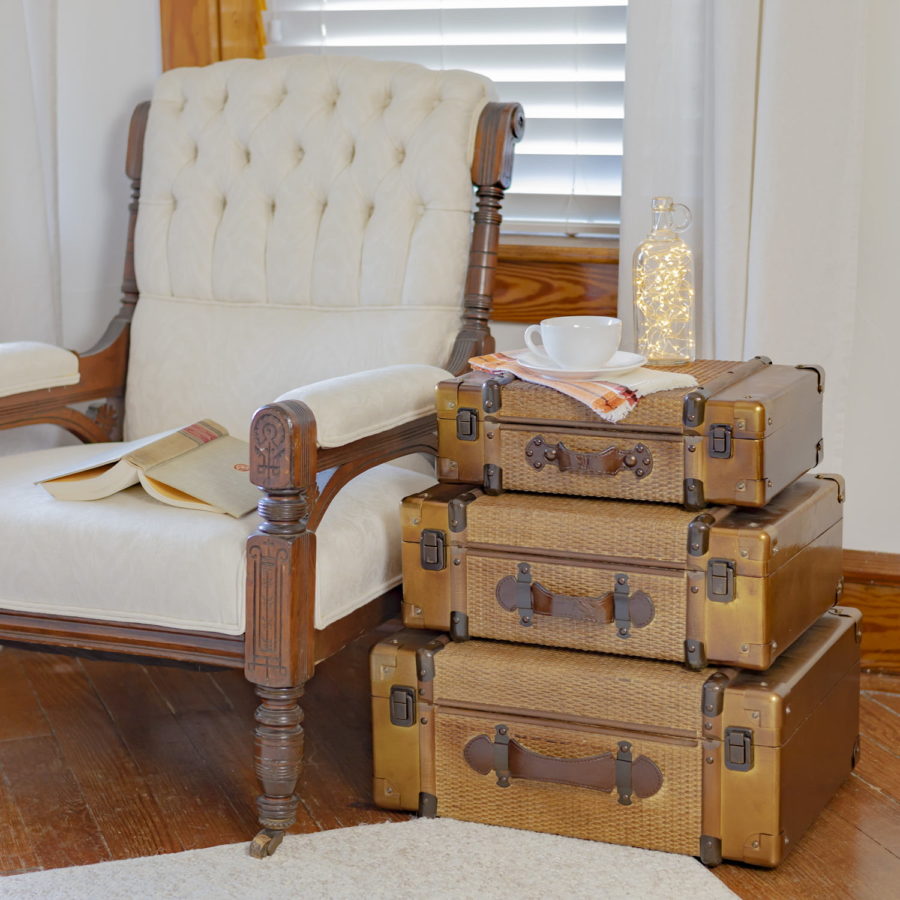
[
  {"left": 436, "top": 357, "right": 824, "bottom": 509},
  {"left": 371, "top": 608, "right": 861, "bottom": 867},
  {"left": 401, "top": 474, "right": 845, "bottom": 669}
]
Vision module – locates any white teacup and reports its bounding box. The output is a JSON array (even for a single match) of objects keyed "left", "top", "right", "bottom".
[{"left": 524, "top": 316, "right": 622, "bottom": 370}]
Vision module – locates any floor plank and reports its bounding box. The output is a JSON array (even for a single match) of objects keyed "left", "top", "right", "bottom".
[
  {"left": 81, "top": 658, "right": 251, "bottom": 850},
  {"left": 0, "top": 736, "right": 108, "bottom": 871},
  {"left": 854, "top": 735, "right": 900, "bottom": 805},
  {"left": 870, "top": 690, "right": 900, "bottom": 715},
  {"left": 861, "top": 671, "right": 900, "bottom": 694},
  {"left": 18, "top": 650, "right": 183, "bottom": 858},
  {"left": 859, "top": 694, "right": 900, "bottom": 759},
  {"left": 0, "top": 646, "right": 50, "bottom": 743}
]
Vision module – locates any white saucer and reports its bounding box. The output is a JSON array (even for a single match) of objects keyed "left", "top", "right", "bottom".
[{"left": 514, "top": 349, "right": 647, "bottom": 381}]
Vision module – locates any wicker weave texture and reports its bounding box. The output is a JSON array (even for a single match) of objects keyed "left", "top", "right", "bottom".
[
  {"left": 434, "top": 641, "right": 703, "bottom": 734},
  {"left": 434, "top": 712, "right": 702, "bottom": 855},
  {"left": 496, "top": 359, "right": 739, "bottom": 428},
  {"left": 499, "top": 430, "right": 684, "bottom": 502},
  {"left": 466, "top": 555, "right": 688, "bottom": 660},
  {"left": 465, "top": 492, "right": 697, "bottom": 564}
]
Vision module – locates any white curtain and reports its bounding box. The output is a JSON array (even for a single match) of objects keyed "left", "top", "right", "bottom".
[
  {"left": 0, "top": 0, "right": 60, "bottom": 344},
  {"left": 619, "top": 0, "right": 868, "bottom": 522},
  {"left": 0, "top": 0, "right": 67, "bottom": 456}
]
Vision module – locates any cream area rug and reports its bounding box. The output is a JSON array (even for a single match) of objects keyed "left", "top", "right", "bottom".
[{"left": 2, "top": 818, "right": 737, "bottom": 899}]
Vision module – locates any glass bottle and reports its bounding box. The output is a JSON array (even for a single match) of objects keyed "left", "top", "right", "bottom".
[{"left": 632, "top": 196, "right": 696, "bottom": 366}]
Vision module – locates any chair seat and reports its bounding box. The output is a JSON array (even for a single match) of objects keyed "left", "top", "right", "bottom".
[{"left": 0, "top": 442, "right": 435, "bottom": 634}]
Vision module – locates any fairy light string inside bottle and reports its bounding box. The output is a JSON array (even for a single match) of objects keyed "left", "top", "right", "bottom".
[{"left": 633, "top": 196, "right": 696, "bottom": 366}]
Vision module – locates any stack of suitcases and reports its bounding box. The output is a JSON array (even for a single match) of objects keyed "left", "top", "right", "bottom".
[{"left": 370, "top": 357, "right": 861, "bottom": 868}]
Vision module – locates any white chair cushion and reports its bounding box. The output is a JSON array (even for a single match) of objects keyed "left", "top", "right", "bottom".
[
  {"left": 0, "top": 342, "right": 79, "bottom": 397},
  {"left": 275, "top": 363, "right": 450, "bottom": 448},
  {"left": 0, "top": 442, "right": 435, "bottom": 633}
]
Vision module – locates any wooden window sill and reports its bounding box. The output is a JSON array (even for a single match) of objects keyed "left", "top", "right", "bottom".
[{"left": 494, "top": 237, "right": 620, "bottom": 323}]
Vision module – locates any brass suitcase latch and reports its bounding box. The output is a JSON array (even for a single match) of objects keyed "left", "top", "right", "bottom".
[
  {"left": 707, "top": 558, "right": 736, "bottom": 602},
  {"left": 708, "top": 424, "right": 733, "bottom": 459},
  {"left": 456, "top": 408, "right": 478, "bottom": 441},
  {"left": 420, "top": 529, "right": 446, "bottom": 571},
  {"left": 724, "top": 726, "right": 754, "bottom": 771},
  {"left": 389, "top": 686, "right": 416, "bottom": 727}
]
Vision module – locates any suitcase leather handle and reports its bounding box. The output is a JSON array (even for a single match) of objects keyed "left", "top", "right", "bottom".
[
  {"left": 496, "top": 563, "right": 654, "bottom": 639},
  {"left": 524, "top": 436, "right": 653, "bottom": 479},
  {"left": 465, "top": 725, "right": 663, "bottom": 806}
]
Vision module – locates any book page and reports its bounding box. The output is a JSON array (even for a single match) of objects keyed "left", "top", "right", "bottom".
[
  {"left": 140, "top": 475, "right": 220, "bottom": 513},
  {"left": 143, "top": 435, "right": 259, "bottom": 517},
  {"left": 39, "top": 460, "right": 140, "bottom": 500},
  {"left": 37, "top": 431, "right": 165, "bottom": 486}
]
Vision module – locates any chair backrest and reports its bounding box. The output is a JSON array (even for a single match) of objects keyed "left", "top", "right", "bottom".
[{"left": 124, "top": 55, "right": 495, "bottom": 439}]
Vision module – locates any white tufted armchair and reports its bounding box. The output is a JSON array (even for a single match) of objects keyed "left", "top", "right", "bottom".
[{"left": 0, "top": 55, "right": 522, "bottom": 856}]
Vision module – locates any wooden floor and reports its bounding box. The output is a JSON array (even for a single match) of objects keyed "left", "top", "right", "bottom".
[{"left": 1, "top": 627, "right": 898, "bottom": 899}]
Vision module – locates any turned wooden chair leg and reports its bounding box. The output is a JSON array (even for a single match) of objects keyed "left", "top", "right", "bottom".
[
  {"left": 245, "top": 400, "right": 318, "bottom": 858},
  {"left": 250, "top": 683, "right": 305, "bottom": 858}
]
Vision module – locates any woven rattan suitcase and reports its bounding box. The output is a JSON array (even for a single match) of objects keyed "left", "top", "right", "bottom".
[
  {"left": 436, "top": 357, "right": 823, "bottom": 508},
  {"left": 371, "top": 608, "right": 861, "bottom": 867},
  {"left": 401, "top": 474, "right": 845, "bottom": 669}
]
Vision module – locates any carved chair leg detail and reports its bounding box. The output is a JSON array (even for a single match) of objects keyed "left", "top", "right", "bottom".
[{"left": 250, "top": 683, "right": 305, "bottom": 859}]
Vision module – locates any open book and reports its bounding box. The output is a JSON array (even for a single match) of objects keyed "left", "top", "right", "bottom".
[{"left": 38, "top": 420, "right": 259, "bottom": 517}]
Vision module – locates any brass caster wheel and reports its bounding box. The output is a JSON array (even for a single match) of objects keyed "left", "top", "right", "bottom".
[{"left": 249, "top": 827, "right": 285, "bottom": 858}]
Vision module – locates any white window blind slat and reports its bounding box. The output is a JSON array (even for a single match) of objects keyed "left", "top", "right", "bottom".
[
  {"left": 266, "top": 1, "right": 627, "bottom": 237},
  {"left": 280, "top": 1, "right": 624, "bottom": 10},
  {"left": 274, "top": 7, "right": 625, "bottom": 45}
]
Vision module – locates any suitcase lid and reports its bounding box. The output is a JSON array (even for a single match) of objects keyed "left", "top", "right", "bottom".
[
  {"left": 371, "top": 629, "right": 448, "bottom": 699},
  {"left": 689, "top": 474, "right": 844, "bottom": 578},
  {"left": 401, "top": 483, "right": 482, "bottom": 543},
  {"left": 701, "top": 364, "right": 823, "bottom": 440},
  {"left": 718, "top": 606, "right": 861, "bottom": 748},
  {"left": 431, "top": 640, "right": 708, "bottom": 739},
  {"left": 404, "top": 475, "right": 842, "bottom": 579},
  {"left": 438, "top": 358, "right": 821, "bottom": 444},
  {"left": 437, "top": 359, "right": 777, "bottom": 434}
]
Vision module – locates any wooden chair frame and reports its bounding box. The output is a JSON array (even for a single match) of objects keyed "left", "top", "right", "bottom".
[{"left": 0, "top": 97, "right": 524, "bottom": 856}]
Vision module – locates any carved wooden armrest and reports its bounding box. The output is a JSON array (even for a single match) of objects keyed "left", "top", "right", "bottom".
[
  {"left": 246, "top": 400, "right": 437, "bottom": 685},
  {"left": 250, "top": 398, "right": 438, "bottom": 532},
  {"left": 0, "top": 321, "right": 131, "bottom": 443}
]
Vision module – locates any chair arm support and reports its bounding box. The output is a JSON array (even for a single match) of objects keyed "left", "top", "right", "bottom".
[
  {"left": 0, "top": 318, "right": 131, "bottom": 442},
  {"left": 273, "top": 364, "right": 450, "bottom": 449},
  {"left": 246, "top": 395, "right": 439, "bottom": 687},
  {"left": 0, "top": 342, "right": 80, "bottom": 398}
]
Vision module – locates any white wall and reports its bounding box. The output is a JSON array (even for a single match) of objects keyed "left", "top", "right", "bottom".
[
  {"left": 842, "top": 0, "right": 900, "bottom": 552},
  {"left": 57, "top": 1, "right": 161, "bottom": 350}
]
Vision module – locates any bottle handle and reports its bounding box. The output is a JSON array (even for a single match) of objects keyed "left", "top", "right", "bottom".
[{"left": 672, "top": 202, "right": 692, "bottom": 233}]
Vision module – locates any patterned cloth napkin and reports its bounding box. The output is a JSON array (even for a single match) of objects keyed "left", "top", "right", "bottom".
[{"left": 469, "top": 351, "right": 698, "bottom": 424}]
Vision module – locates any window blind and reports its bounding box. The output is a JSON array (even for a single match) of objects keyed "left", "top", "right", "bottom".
[{"left": 265, "top": 1, "right": 627, "bottom": 238}]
